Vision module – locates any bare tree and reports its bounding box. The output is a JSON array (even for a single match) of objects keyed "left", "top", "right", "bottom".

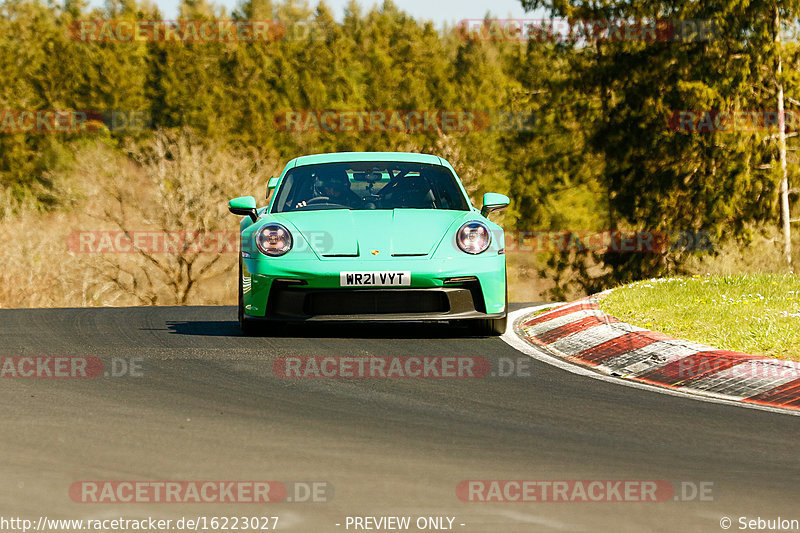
[{"left": 89, "top": 129, "right": 277, "bottom": 305}]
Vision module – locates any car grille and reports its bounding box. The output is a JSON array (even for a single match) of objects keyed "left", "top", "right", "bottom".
[
  {"left": 266, "top": 283, "right": 479, "bottom": 318},
  {"left": 306, "top": 290, "right": 449, "bottom": 315}
]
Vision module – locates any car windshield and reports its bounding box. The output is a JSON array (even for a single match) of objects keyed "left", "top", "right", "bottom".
[{"left": 271, "top": 161, "right": 471, "bottom": 213}]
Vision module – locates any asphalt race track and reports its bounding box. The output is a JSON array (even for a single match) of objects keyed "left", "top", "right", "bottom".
[{"left": 1, "top": 304, "right": 799, "bottom": 532}]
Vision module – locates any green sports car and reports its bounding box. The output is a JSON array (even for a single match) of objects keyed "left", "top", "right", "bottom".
[{"left": 228, "top": 152, "right": 509, "bottom": 335}]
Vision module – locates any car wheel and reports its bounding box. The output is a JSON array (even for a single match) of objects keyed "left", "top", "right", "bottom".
[
  {"left": 471, "top": 315, "right": 507, "bottom": 336},
  {"left": 470, "top": 284, "right": 508, "bottom": 336},
  {"left": 238, "top": 259, "right": 261, "bottom": 336}
]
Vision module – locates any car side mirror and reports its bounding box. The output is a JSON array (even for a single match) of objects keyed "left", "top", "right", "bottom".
[
  {"left": 229, "top": 196, "right": 258, "bottom": 222},
  {"left": 481, "top": 192, "right": 510, "bottom": 217}
]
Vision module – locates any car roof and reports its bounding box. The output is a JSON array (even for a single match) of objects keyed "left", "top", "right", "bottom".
[{"left": 289, "top": 152, "right": 445, "bottom": 168}]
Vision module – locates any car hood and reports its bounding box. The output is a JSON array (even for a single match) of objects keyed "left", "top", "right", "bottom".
[{"left": 275, "top": 209, "right": 469, "bottom": 258}]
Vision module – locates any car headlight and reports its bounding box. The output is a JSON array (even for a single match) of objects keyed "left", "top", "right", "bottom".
[
  {"left": 255, "top": 224, "right": 293, "bottom": 256},
  {"left": 457, "top": 221, "right": 491, "bottom": 254}
]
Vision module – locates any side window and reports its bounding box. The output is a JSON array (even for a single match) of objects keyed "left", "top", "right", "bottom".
[{"left": 273, "top": 173, "right": 295, "bottom": 211}]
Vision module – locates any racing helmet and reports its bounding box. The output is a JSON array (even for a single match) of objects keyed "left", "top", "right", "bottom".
[{"left": 314, "top": 170, "right": 351, "bottom": 196}]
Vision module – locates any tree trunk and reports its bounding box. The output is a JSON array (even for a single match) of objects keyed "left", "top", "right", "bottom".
[{"left": 775, "top": 7, "right": 793, "bottom": 270}]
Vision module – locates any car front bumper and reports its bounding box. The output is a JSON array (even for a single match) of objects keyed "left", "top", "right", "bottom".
[{"left": 242, "top": 256, "right": 506, "bottom": 321}]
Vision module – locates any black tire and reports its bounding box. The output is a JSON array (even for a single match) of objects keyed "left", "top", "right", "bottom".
[
  {"left": 470, "top": 283, "right": 508, "bottom": 336},
  {"left": 470, "top": 315, "right": 507, "bottom": 336},
  {"left": 238, "top": 259, "right": 261, "bottom": 336}
]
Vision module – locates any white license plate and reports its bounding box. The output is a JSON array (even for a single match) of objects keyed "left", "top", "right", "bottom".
[{"left": 339, "top": 271, "right": 411, "bottom": 287}]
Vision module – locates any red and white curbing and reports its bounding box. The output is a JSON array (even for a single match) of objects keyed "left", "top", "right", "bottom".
[{"left": 512, "top": 295, "right": 800, "bottom": 411}]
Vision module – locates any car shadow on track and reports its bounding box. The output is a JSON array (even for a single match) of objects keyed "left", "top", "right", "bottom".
[{"left": 165, "top": 320, "right": 498, "bottom": 339}]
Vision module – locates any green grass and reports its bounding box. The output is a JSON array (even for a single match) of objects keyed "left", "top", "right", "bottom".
[{"left": 598, "top": 273, "right": 800, "bottom": 361}]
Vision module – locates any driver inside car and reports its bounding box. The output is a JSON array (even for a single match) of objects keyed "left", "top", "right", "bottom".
[{"left": 295, "top": 170, "right": 361, "bottom": 209}]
